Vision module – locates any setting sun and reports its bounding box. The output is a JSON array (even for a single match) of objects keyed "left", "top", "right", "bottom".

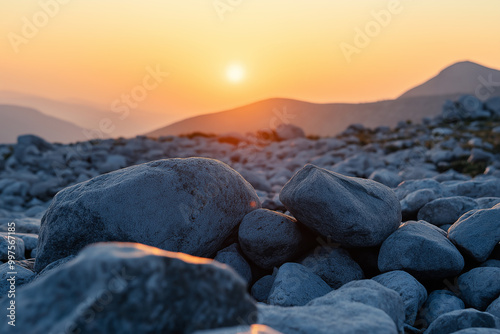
[{"left": 226, "top": 64, "right": 245, "bottom": 83}]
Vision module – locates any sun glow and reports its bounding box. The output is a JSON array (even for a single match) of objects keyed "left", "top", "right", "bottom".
[{"left": 226, "top": 63, "right": 245, "bottom": 83}]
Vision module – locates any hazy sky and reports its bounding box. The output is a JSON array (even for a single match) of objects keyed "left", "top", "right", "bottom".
[{"left": 1, "top": 0, "right": 500, "bottom": 124}]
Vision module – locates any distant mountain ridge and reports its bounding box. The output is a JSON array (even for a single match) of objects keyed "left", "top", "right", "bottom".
[
  {"left": 0, "top": 105, "right": 87, "bottom": 144},
  {"left": 0, "top": 91, "right": 168, "bottom": 139},
  {"left": 148, "top": 61, "right": 500, "bottom": 138},
  {"left": 147, "top": 94, "right": 463, "bottom": 138},
  {"left": 2, "top": 61, "right": 500, "bottom": 142}
]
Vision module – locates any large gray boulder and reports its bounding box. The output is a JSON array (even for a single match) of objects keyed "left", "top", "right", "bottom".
[
  {"left": 258, "top": 303, "right": 398, "bottom": 334},
  {"left": 35, "top": 158, "right": 260, "bottom": 272},
  {"left": 280, "top": 164, "right": 401, "bottom": 247},
  {"left": 418, "top": 197, "right": 478, "bottom": 226},
  {"left": 0, "top": 242, "right": 256, "bottom": 333},
  {"left": 238, "top": 209, "right": 311, "bottom": 270},
  {"left": 307, "top": 279, "right": 405, "bottom": 333},
  {"left": 267, "top": 263, "right": 331, "bottom": 306},
  {"left": 373, "top": 270, "right": 427, "bottom": 325},
  {"left": 424, "top": 309, "right": 500, "bottom": 334},
  {"left": 458, "top": 267, "right": 500, "bottom": 311},
  {"left": 300, "top": 247, "right": 364, "bottom": 289},
  {"left": 448, "top": 205, "right": 500, "bottom": 262},
  {"left": 378, "top": 221, "right": 464, "bottom": 280},
  {"left": 418, "top": 290, "right": 465, "bottom": 328}
]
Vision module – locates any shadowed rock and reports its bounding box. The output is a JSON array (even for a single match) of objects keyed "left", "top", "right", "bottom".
[
  {"left": 1, "top": 242, "right": 257, "bottom": 334},
  {"left": 35, "top": 158, "right": 260, "bottom": 272},
  {"left": 280, "top": 164, "right": 401, "bottom": 247}
]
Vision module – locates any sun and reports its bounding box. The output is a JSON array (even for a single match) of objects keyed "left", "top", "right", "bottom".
[{"left": 226, "top": 63, "right": 245, "bottom": 83}]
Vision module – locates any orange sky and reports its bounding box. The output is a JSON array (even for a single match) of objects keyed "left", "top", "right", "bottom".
[{"left": 1, "top": 0, "right": 500, "bottom": 125}]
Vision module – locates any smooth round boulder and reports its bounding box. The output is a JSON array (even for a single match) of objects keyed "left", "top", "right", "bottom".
[
  {"left": 418, "top": 290, "right": 465, "bottom": 328},
  {"left": 268, "top": 263, "right": 331, "bottom": 306},
  {"left": 378, "top": 221, "right": 464, "bottom": 280},
  {"left": 448, "top": 206, "right": 500, "bottom": 262},
  {"left": 0, "top": 242, "right": 257, "bottom": 334},
  {"left": 307, "top": 279, "right": 405, "bottom": 333},
  {"left": 424, "top": 309, "right": 500, "bottom": 334},
  {"left": 373, "top": 270, "right": 427, "bottom": 325},
  {"left": 35, "top": 158, "right": 260, "bottom": 272},
  {"left": 401, "top": 189, "right": 439, "bottom": 218},
  {"left": 238, "top": 209, "right": 311, "bottom": 270},
  {"left": 418, "top": 196, "right": 478, "bottom": 226},
  {"left": 300, "top": 247, "right": 364, "bottom": 289},
  {"left": 280, "top": 164, "right": 401, "bottom": 247},
  {"left": 258, "top": 302, "right": 398, "bottom": 334},
  {"left": 458, "top": 267, "right": 500, "bottom": 310}
]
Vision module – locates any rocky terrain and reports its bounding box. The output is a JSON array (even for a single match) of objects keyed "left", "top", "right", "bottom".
[{"left": 0, "top": 94, "right": 500, "bottom": 333}]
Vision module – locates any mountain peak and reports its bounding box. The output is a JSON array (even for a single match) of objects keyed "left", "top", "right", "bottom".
[{"left": 399, "top": 60, "right": 500, "bottom": 99}]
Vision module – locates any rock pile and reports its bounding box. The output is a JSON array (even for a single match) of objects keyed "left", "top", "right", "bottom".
[{"left": 1, "top": 95, "right": 500, "bottom": 333}]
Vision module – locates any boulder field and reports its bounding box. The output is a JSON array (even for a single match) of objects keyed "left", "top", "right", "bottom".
[{"left": 1, "top": 95, "right": 500, "bottom": 333}]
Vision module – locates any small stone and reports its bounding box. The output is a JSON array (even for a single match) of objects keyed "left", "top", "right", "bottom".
[
  {"left": 378, "top": 220, "right": 464, "bottom": 280},
  {"left": 373, "top": 270, "right": 427, "bottom": 325},
  {"left": 458, "top": 267, "right": 500, "bottom": 311},
  {"left": 268, "top": 262, "right": 331, "bottom": 306},
  {"left": 239, "top": 209, "right": 311, "bottom": 270},
  {"left": 448, "top": 206, "right": 500, "bottom": 262}
]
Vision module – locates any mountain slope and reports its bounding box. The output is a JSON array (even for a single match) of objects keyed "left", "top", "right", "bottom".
[
  {"left": 147, "top": 94, "right": 461, "bottom": 137},
  {"left": 149, "top": 61, "right": 500, "bottom": 138},
  {"left": 399, "top": 61, "right": 500, "bottom": 99},
  {"left": 0, "top": 105, "right": 88, "bottom": 144},
  {"left": 0, "top": 91, "right": 168, "bottom": 138}
]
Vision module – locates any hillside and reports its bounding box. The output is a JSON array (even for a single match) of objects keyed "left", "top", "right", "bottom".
[
  {"left": 147, "top": 61, "right": 500, "bottom": 138},
  {"left": 0, "top": 105, "right": 87, "bottom": 143},
  {"left": 399, "top": 61, "right": 500, "bottom": 99},
  {"left": 147, "top": 94, "right": 461, "bottom": 137},
  {"left": 0, "top": 91, "right": 168, "bottom": 139}
]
